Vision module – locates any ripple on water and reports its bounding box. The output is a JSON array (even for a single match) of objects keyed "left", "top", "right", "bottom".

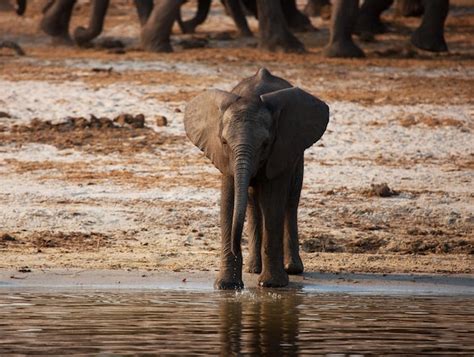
[{"left": 0, "top": 291, "right": 473, "bottom": 355}]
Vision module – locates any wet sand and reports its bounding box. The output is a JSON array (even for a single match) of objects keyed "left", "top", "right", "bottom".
[{"left": 2, "top": 269, "right": 474, "bottom": 296}]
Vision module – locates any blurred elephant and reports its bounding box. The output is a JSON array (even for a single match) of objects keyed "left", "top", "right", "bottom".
[
  {"left": 179, "top": 0, "right": 314, "bottom": 40},
  {"left": 38, "top": 0, "right": 182, "bottom": 51},
  {"left": 184, "top": 68, "right": 329, "bottom": 289},
  {"left": 178, "top": 0, "right": 253, "bottom": 37},
  {"left": 323, "top": 0, "right": 449, "bottom": 58}
]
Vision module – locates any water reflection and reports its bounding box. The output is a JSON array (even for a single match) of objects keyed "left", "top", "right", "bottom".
[
  {"left": 0, "top": 290, "right": 473, "bottom": 355},
  {"left": 220, "top": 291, "right": 301, "bottom": 356}
]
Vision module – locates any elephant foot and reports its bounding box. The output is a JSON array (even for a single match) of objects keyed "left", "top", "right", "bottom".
[
  {"left": 411, "top": 28, "right": 447, "bottom": 52},
  {"left": 142, "top": 41, "right": 173, "bottom": 53},
  {"left": 73, "top": 27, "right": 96, "bottom": 47},
  {"left": 214, "top": 276, "right": 244, "bottom": 290},
  {"left": 258, "top": 269, "right": 289, "bottom": 288},
  {"left": 284, "top": 256, "right": 304, "bottom": 275},
  {"left": 245, "top": 258, "right": 261, "bottom": 274},
  {"left": 322, "top": 40, "right": 365, "bottom": 58},
  {"left": 179, "top": 21, "right": 197, "bottom": 34},
  {"left": 260, "top": 34, "right": 305, "bottom": 54},
  {"left": 51, "top": 34, "right": 74, "bottom": 46}
]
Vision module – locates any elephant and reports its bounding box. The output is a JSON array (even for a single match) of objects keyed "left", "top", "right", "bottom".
[
  {"left": 38, "top": 0, "right": 182, "bottom": 51},
  {"left": 179, "top": 0, "right": 314, "bottom": 39},
  {"left": 184, "top": 68, "right": 329, "bottom": 289},
  {"left": 178, "top": 0, "right": 253, "bottom": 37},
  {"left": 323, "top": 0, "right": 449, "bottom": 58}
]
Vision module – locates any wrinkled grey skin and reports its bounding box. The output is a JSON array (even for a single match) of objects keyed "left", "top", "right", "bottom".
[
  {"left": 323, "top": 0, "right": 449, "bottom": 58},
  {"left": 184, "top": 68, "right": 329, "bottom": 289}
]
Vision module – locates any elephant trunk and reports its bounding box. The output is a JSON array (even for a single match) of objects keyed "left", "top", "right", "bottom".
[
  {"left": 73, "top": 0, "right": 109, "bottom": 46},
  {"left": 231, "top": 147, "right": 252, "bottom": 256}
]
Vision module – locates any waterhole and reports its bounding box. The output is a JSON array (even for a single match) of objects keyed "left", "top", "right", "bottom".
[{"left": 1, "top": 290, "right": 473, "bottom": 355}]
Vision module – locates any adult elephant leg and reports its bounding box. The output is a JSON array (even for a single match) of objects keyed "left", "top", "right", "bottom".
[
  {"left": 322, "top": 0, "right": 364, "bottom": 58},
  {"left": 16, "top": 0, "right": 26, "bottom": 15},
  {"left": 177, "top": 0, "right": 210, "bottom": 34},
  {"left": 40, "top": 0, "right": 76, "bottom": 44},
  {"left": 134, "top": 0, "right": 153, "bottom": 25},
  {"left": 256, "top": 0, "right": 305, "bottom": 53},
  {"left": 356, "top": 0, "right": 393, "bottom": 35},
  {"left": 224, "top": 0, "right": 253, "bottom": 37},
  {"left": 215, "top": 175, "right": 244, "bottom": 290},
  {"left": 245, "top": 187, "right": 262, "bottom": 274},
  {"left": 284, "top": 158, "right": 304, "bottom": 275},
  {"left": 411, "top": 0, "right": 448, "bottom": 52},
  {"left": 257, "top": 176, "right": 289, "bottom": 288},
  {"left": 281, "top": 0, "right": 315, "bottom": 33},
  {"left": 141, "top": 0, "right": 183, "bottom": 52},
  {"left": 73, "top": 0, "right": 109, "bottom": 46},
  {"left": 241, "top": 0, "right": 258, "bottom": 18}
]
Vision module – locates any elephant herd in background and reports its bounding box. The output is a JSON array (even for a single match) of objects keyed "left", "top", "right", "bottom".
[{"left": 10, "top": 0, "right": 449, "bottom": 57}]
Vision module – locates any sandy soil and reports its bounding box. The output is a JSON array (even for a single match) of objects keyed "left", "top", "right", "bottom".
[{"left": 0, "top": 1, "right": 473, "bottom": 276}]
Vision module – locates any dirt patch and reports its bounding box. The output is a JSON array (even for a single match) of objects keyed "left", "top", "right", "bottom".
[
  {"left": 301, "top": 234, "right": 473, "bottom": 255},
  {"left": 33, "top": 231, "right": 112, "bottom": 251},
  {"left": 1, "top": 116, "right": 183, "bottom": 155},
  {"left": 398, "top": 115, "right": 468, "bottom": 128}
]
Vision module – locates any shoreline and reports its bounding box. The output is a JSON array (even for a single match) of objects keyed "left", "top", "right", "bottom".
[{"left": 2, "top": 269, "right": 473, "bottom": 296}]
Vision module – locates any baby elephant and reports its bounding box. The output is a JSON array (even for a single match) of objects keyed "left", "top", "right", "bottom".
[{"left": 184, "top": 68, "right": 329, "bottom": 289}]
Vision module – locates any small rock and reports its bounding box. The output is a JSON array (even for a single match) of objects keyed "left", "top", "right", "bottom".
[
  {"left": 132, "top": 114, "right": 145, "bottom": 128},
  {"left": 18, "top": 266, "right": 31, "bottom": 273},
  {"left": 1, "top": 233, "right": 15, "bottom": 242},
  {"left": 368, "top": 183, "right": 398, "bottom": 197},
  {"left": 155, "top": 115, "right": 168, "bottom": 127},
  {"left": 0, "top": 111, "right": 11, "bottom": 118},
  {"left": 174, "top": 108, "right": 182, "bottom": 113}
]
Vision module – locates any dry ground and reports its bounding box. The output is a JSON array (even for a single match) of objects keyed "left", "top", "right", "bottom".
[{"left": 0, "top": 1, "right": 473, "bottom": 275}]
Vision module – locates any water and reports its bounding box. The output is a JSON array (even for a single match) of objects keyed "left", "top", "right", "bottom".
[{"left": 1, "top": 290, "right": 473, "bottom": 355}]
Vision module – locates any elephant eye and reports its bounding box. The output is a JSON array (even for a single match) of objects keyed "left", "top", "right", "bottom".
[{"left": 221, "top": 138, "right": 228, "bottom": 146}]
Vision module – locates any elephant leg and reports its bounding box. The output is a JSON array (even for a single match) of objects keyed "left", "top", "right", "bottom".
[
  {"left": 215, "top": 175, "right": 244, "bottom": 290},
  {"left": 257, "top": 177, "right": 289, "bottom": 288},
  {"left": 304, "top": 0, "right": 331, "bottom": 19},
  {"left": 141, "top": 0, "right": 184, "bottom": 53},
  {"left": 73, "top": 0, "right": 109, "bottom": 46},
  {"left": 16, "top": 0, "right": 27, "bottom": 15},
  {"left": 178, "top": 0, "right": 210, "bottom": 34},
  {"left": 224, "top": 0, "right": 253, "bottom": 37},
  {"left": 355, "top": 0, "right": 393, "bottom": 35},
  {"left": 40, "top": 0, "right": 76, "bottom": 44},
  {"left": 281, "top": 0, "right": 315, "bottom": 33},
  {"left": 256, "top": 0, "right": 305, "bottom": 53},
  {"left": 322, "top": 0, "right": 364, "bottom": 58},
  {"left": 134, "top": 0, "right": 154, "bottom": 26},
  {"left": 284, "top": 159, "right": 304, "bottom": 275},
  {"left": 241, "top": 0, "right": 258, "bottom": 18},
  {"left": 245, "top": 187, "right": 262, "bottom": 274},
  {"left": 411, "top": 0, "right": 448, "bottom": 52}
]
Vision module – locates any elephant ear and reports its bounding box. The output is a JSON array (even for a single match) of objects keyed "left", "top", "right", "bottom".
[
  {"left": 184, "top": 89, "right": 239, "bottom": 174},
  {"left": 261, "top": 87, "right": 329, "bottom": 179}
]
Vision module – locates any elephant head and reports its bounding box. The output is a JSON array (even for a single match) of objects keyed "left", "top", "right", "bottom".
[{"left": 184, "top": 80, "right": 329, "bottom": 256}]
